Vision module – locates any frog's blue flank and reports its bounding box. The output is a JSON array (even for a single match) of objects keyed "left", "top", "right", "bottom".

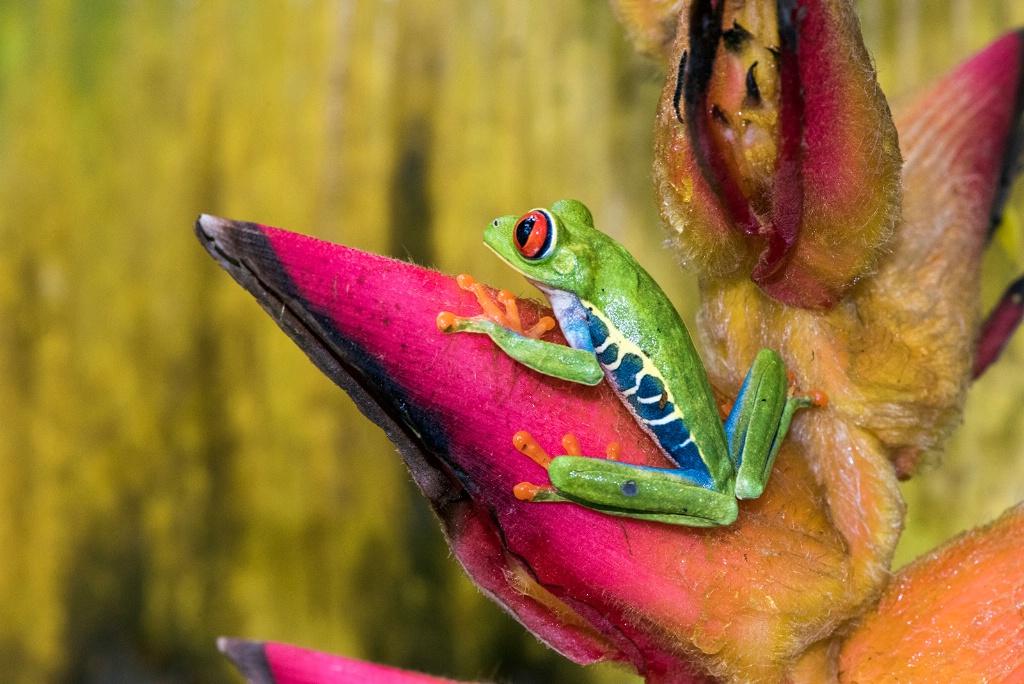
[{"left": 586, "top": 305, "right": 713, "bottom": 489}]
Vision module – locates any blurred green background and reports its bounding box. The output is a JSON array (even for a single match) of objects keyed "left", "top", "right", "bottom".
[{"left": 1, "top": 1, "right": 1023, "bottom": 682}]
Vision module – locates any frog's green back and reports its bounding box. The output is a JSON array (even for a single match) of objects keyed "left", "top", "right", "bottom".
[{"left": 576, "top": 227, "right": 732, "bottom": 486}]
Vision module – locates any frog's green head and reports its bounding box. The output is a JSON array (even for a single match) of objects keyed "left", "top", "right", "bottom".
[{"left": 483, "top": 199, "right": 599, "bottom": 292}]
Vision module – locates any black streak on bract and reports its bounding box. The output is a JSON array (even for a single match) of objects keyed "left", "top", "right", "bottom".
[
  {"left": 746, "top": 61, "right": 761, "bottom": 105},
  {"left": 673, "top": 50, "right": 688, "bottom": 124},
  {"left": 683, "top": 0, "right": 726, "bottom": 138},
  {"left": 722, "top": 21, "right": 754, "bottom": 52},
  {"left": 711, "top": 104, "right": 730, "bottom": 126},
  {"left": 777, "top": 0, "right": 801, "bottom": 53},
  {"left": 987, "top": 29, "right": 1024, "bottom": 240}
]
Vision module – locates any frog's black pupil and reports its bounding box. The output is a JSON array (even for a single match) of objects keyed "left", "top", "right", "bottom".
[
  {"left": 621, "top": 480, "right": 639, "bottom": 497},
  {"left": 515, "top": 216, "right": 536, "bottom": 249}
]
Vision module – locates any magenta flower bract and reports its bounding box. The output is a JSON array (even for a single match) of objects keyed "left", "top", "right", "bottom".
[{"left": 219, "top": 638, "right": 462, "bottom": 683}]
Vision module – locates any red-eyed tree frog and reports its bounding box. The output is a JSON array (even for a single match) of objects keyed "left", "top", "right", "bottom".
[{"left": 437, "top": 199, "right": 825, "bottom": 527}]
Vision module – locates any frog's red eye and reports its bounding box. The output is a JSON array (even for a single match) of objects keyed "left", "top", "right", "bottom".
[{"left": 514, "top": 210, "right": 554, "bottom": 259}]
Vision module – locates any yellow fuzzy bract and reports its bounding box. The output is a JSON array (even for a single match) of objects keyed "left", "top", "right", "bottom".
[{"left": 839, "top": 503, "right": 1024, "bottom": 680}]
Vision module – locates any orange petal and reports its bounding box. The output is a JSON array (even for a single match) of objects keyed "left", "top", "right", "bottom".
[{"left": 839, "top": 503, "right": 1024, "bottom": 681}]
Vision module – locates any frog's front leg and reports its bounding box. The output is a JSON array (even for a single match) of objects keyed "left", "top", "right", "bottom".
[
  {"left": 725, "top": 349, "right": 827, "bottom": 500},
  {"left": 513, "top": 432, "right": 739, "bottom": 527},
  {"left": 437, "top": 275, "right": 603, "bottom": 385}
]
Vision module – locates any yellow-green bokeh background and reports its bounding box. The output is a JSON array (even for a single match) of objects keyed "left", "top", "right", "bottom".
[{"left": 1, "top": 1, "right": 1023, "bottom": 682}]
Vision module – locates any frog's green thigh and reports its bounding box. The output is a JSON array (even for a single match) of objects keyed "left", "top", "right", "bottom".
[
  {"left": 730, "top": 349, "right": 817, "bottom": 500},
  {"left": 535, "top": 456, "right": 738, "bottom": 527},
  {"left": 440, "top": 316, "right": 604, "bottom": 385}
]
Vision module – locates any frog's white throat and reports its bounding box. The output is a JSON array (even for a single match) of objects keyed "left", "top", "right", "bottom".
[{"left": 530, "top": 281, "right": 593, "bottom": 353}]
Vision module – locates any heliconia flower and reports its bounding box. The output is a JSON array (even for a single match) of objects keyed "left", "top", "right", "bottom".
[
  {"left": 651, "top": 0, "right": 902, "bottom": 309},
  {"left": 218, "top": 638, "right": 462, "bottom": 684},
  {"left": 198, "top": 15, "right": 1024, "bottom": 684},
  {"left": 197, "top": 213, "right": 857, "bottom": 682}
]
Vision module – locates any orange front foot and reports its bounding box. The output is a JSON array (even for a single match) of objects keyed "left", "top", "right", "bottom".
[
  {"left": 437, "top": 274, "right": 555, "bottom": 339},
  {"left": 513, "top": 430, "right": 553, "bottom": 468}
]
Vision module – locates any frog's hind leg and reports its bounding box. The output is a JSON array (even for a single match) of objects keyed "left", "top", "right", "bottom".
[
  {"left": 512, "top": 431, "right": 620, "bottom": 501},
  {"left": 726, "top": 349, "right": 827, "bottom": 500},
  {"left": 512, "top": 431, "right": 737, "bottom": 527}
]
